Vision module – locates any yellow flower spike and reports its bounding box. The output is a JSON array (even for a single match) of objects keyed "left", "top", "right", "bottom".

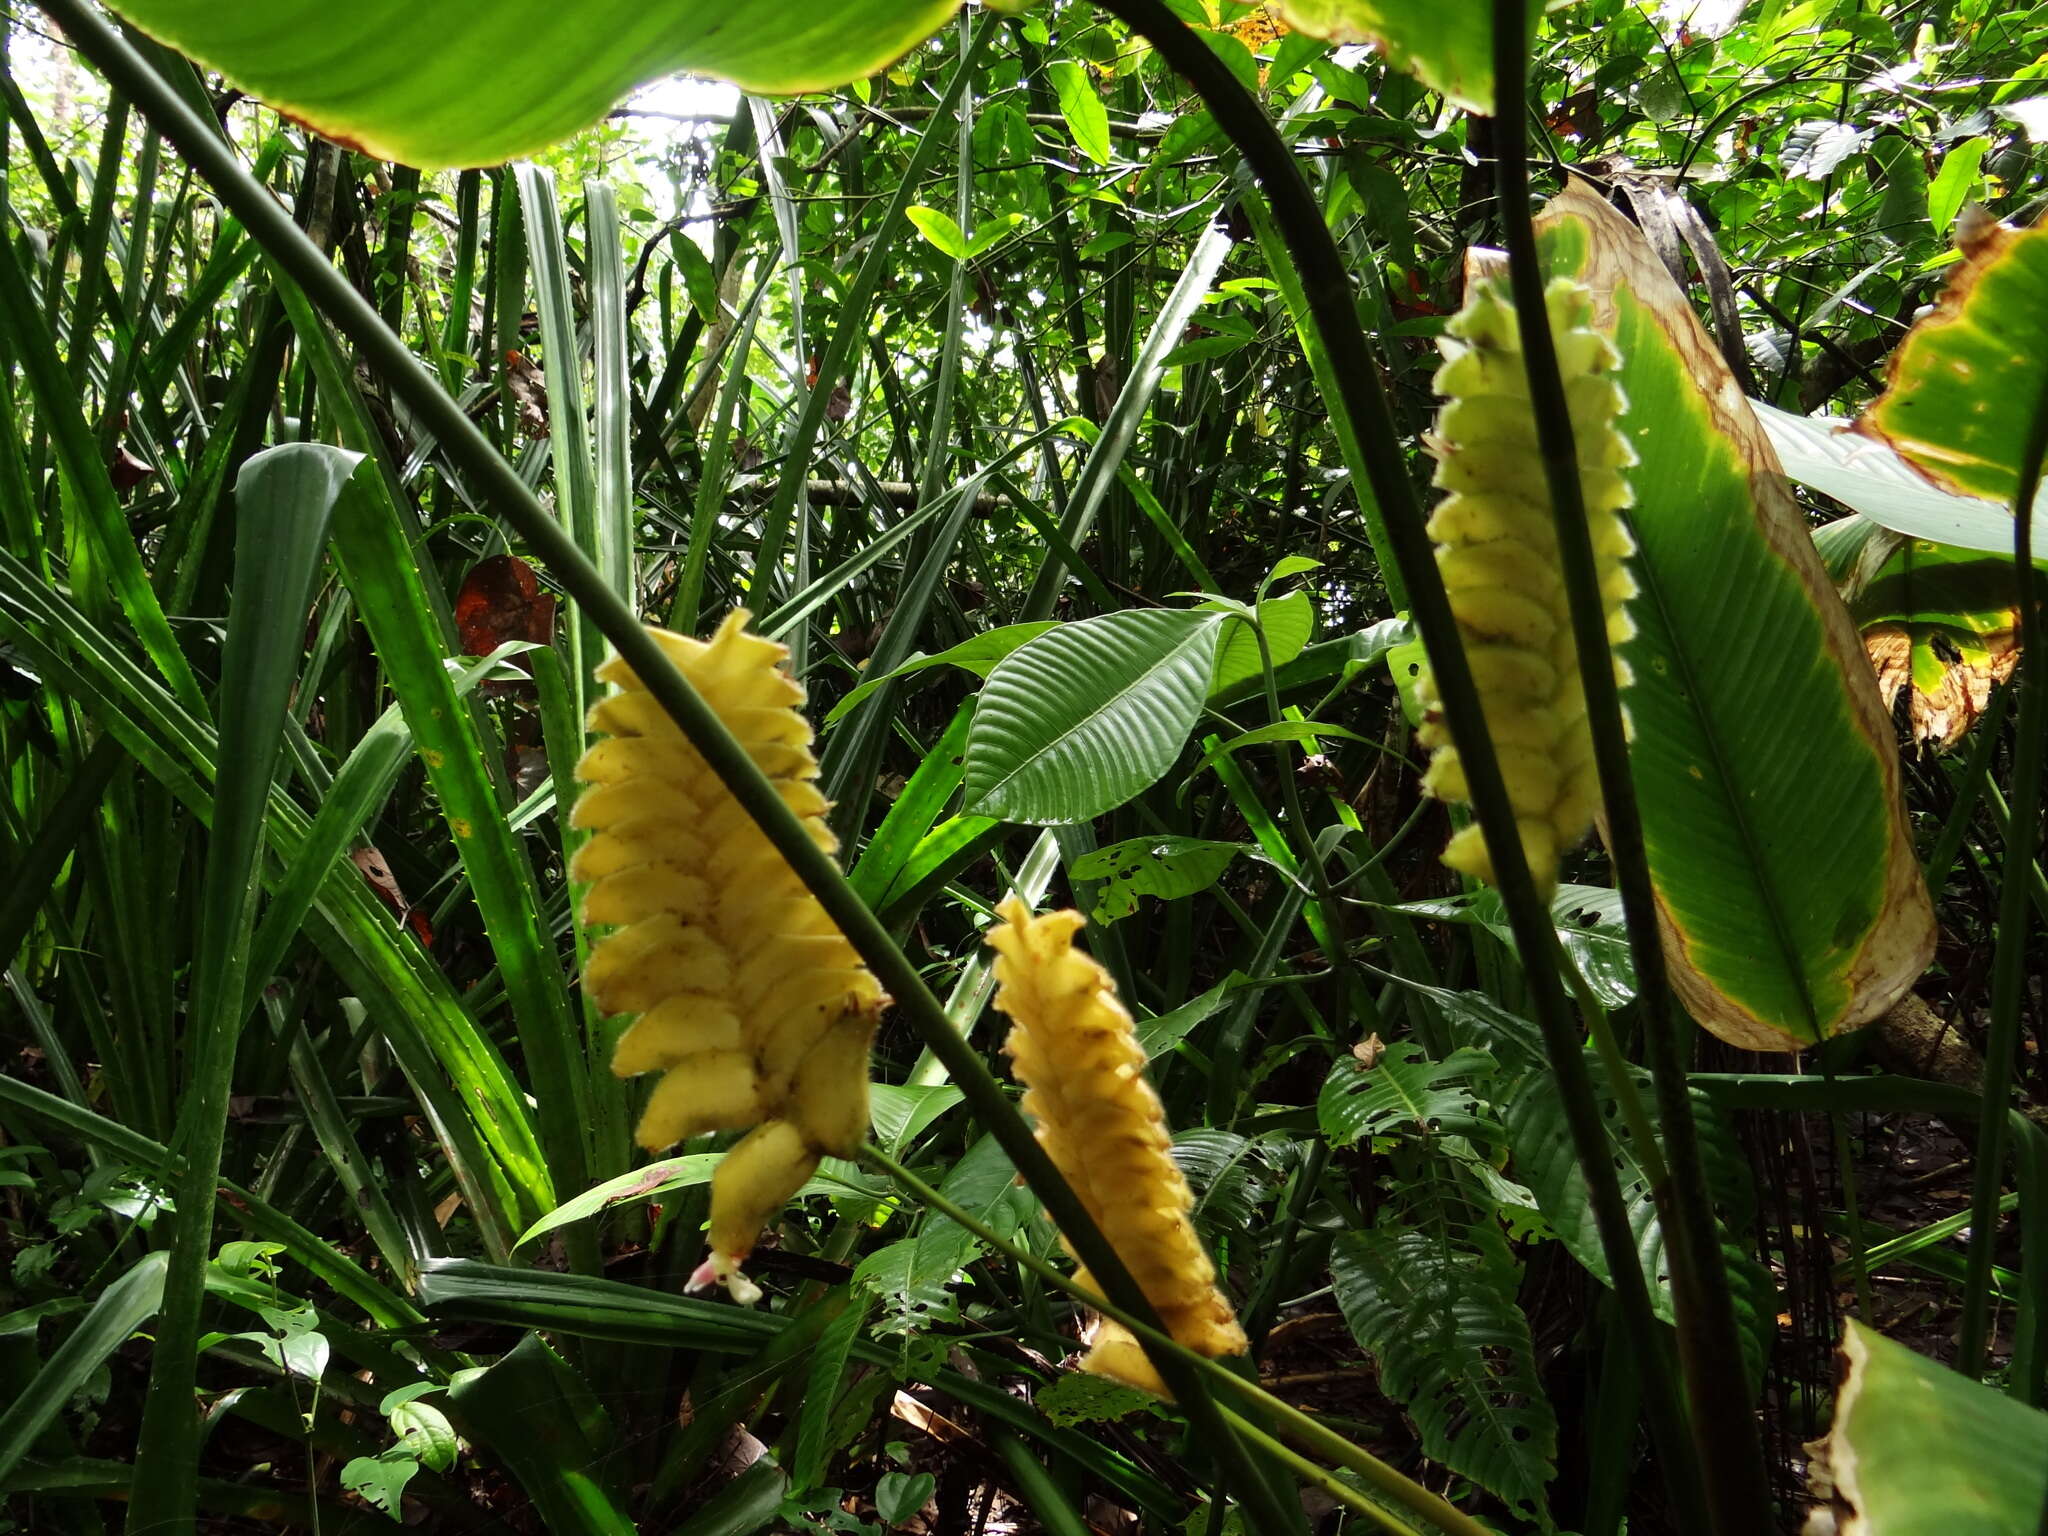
[
  {"left": 1416, "top": 276, "right": 1638, "bottom": 895},
  {"left": 571, "top": 609, "right": 884, "bottom": 1301},
  {"left": 985, "top": 897, "right": 1247, "bottom": 1397}
]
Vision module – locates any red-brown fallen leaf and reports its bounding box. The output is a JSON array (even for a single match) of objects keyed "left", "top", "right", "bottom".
[
  {"left": 825, "top": 383, "right": 852, "bottom": 422},
  {"left": 455, "top": 553, "right": 556, "bottom": 660},
  {"left": 352, "top": 846, "right": 434, "bottom": 947}
]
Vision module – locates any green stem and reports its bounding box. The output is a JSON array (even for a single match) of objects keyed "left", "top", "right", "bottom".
[
  {"left": 1958, "top": 358, "right": 2048, "bottom": 1378},
  {"left": 1488, "top": 1, "right": 1772, "bottom": 1524},
  {"left": 1091, "top": 0, "right": 1704, "bottom": 1519},
  {"left": 860, "top": 1146, "right": 1492, "bottom": 1536}
]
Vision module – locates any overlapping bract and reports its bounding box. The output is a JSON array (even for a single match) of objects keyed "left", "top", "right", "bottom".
[
  {"left": 985, "top": 897, "right": 1246, "bottom": 1396},
  {"left": 572, "top": 610, "right": 881, "bottom": 1299},
  {"left": 1417, "top": 277, "right": 1638, "bottom": 892}
]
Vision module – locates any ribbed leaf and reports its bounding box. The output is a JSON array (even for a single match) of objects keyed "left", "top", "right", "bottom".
[
  {"left": 964, "top": 609, "right": 1225, "bottom": 824},
  {"left": 1331, "top": 1223, "right": 1555, "bottom": 1520},
  {"left": 102, "top": 0, "right": 961, "bottom": 167},
  {"left": 1319, "top": 1042, "right": 1497, "bottom": 1148},
  {"left": 1537, "top": 182, "right": 1935, "bottom": 1050}
]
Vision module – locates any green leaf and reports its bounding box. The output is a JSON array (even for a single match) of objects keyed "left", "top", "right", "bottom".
[
  {"left": 389, "top": 1397, "right": 458, "bottom": 1473},
  {"left": 1067, "top": 836, "right": 1247, "bottom": 923},
  {"left": 1857, "top": 216, "right": 2048, "bottom": 510},
  {"left": 1927, "top": 136, "right": 1990, "bottom": 236},
  {"left": 101, "top": 0, "right": 962, "bottom": 166},
  {"left": 1394, "top": 884, "right": 1637, "bottom": 1009},
  {"left": 1209, "top": 589, "right": 1316, "bottom": 695},
  {"left": 826, "top": 622, "right": 1056, "bottom": 725},
  {"left": 1754, "top": 401, "right": 2046, "bottom": 558},
  {"left": 1331, "top": 1222, "right": 1556, "bottom": 1520},
  {"left": 518, "top": 1155, "right": 724, "bottom": 1248},
  {"left": 1273, "top": 0, "right": 1534, "bottom": 112},
  {"left": 1505, "top": 1053, "right": 1776, "bottom": 1391},
  {"left": 341, "top": 1449, "right": 420, "bottom": 1520},
  {"left": 1822, "top": 1321, "right": 2048, "bottom": 1533},
  {"left": 905, "top": 206, "right": 972, "bottom": 261},
  {"left": 448, "top": 1336, "right": 635, "bottom": 1535},
  {"left": 875, "top": 1470, "right": 937, "bottom": 1526},
  {"left": 0, "top": 1251, "right": 167, "bottom": 1483},
  {"left": 964, "top": 609, "right": 1225, "bottom": 824},
  {"left": 1047, "top": 59, "right": 1112, "bottom": 166},
  {"left": 1318, "top": 1041, "right": 1496, "bottom": 1148},
  {"left": 1538, "top": 183, "right": 1935, "bottom": 1050}
]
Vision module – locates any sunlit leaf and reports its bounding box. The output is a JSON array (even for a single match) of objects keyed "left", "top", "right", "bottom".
[{"left": 104, "top": 0, "right": 962, "bottom": 166}]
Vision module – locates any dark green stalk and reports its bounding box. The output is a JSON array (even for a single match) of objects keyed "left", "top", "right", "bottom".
[
  {"left": 1488, "top": 2, "right": 1774, "bottom": 1524},
  {"left": 34, "top": 4, "right": 1300, "bottom": 1526},
  {"left": 1091, "top": 0, "right": 1703, "bottom": 1520},
  {"left": 1958, "top": 370, "right": 2048, "bottom": 1377}
]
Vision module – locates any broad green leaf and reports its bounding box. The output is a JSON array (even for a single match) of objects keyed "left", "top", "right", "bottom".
[
  {"left": 1209, "top": 589, "right": 1316, "bottom": 694},
  {"left": 1536, "top": 182, "right": 1935, "bottom": 1050},
  {"left": 1857, "top": 215, "right": 2048, "bottom": 510},
  {"left": 1821, "top": 1321, "right": 2048, "bottom": 1534},
  {"left": 104, "top": 0, "right": 962, "bottom": 166},
  {"left": 1754, "top": 401, "right": 2046, "bottom": 557},
  {"left": 905, "top": 205, "right": 972, "bottom": 261},
  {"left": 964, "top": 609, "right": 1225, "bottom": 824},
  {"left": 1273, "top": 0, "right": 1535, "bottom": 112},
  {"left": 1068, "top": 836, "right": 1248, "bottom": 923},
  {"left": 826, "top": 622, "right": 1055, "bottom": 725},
  {"left": 1047, "top": 59, "right": 1112, "bottom": 167},
  {"left": 1927, "top": 137, "right": 1990, "bottom": 235}
]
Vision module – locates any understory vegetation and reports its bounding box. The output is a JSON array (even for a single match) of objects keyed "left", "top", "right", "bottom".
[{"left": 2, "top": 0, "right": 2047, "bottom": 1532}]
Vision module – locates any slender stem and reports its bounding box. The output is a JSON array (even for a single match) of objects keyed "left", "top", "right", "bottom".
[
  {"left": 1092, "top": 0, "right": 1704, "bottom": 1519},
  {"left": 1959, "top": 368, "right": 2048, "bottom": 1377},
  {"left": 861, "top": 1146, "right": 1493, "bottom": 1536},
  {"left": 1216, "top": 1406, "right": 1425, "bottom": 1536},
  {"left": 1488, "top": 2, "right": 1774, "bottom": 1524},
  {"left": 32, "top": 5, "right": 1300, "bottom": 1528}
]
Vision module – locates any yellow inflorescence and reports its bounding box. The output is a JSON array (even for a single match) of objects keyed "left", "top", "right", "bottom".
[
  {"left": 985, "top": 897, "right": 1246, "bottom": 1396},
  {"left": 1416, "top": 277, "right": 1638, "bottom": 893},
  {"left": 571, "top": 610, "right": 882, "bottom": 1301}
]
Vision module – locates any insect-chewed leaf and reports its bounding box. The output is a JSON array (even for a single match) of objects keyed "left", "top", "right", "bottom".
[
  {"left": 572, "top": 609, "right": 882, "bottom": 1299},
  {"left": 984, "top": 897, "right": 1246, "bottom": 1396},
  {"left": 1416, "top": 277, "right": 1638, "bottom": 894}
]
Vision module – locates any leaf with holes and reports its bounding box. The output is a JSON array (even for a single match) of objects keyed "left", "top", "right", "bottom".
[
  {"left": 964, "top": 609, "right": 1225, "bottom": 824},
  {"left": 1068, "top": 836, "right": 1247, "bottom": 924}
]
